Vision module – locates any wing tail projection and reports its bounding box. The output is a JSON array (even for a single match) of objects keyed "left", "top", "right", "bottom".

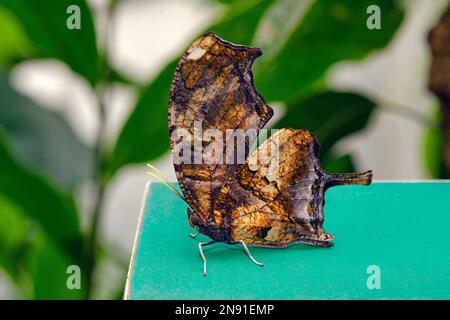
[{"left": 325, "top": 170, "right": 373, "bottom": 188}]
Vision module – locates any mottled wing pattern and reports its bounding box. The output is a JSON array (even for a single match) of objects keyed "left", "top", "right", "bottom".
[
  {"left": 168, "top": 33, "right": 273, "bottom": 223},
  {"left": 215, "top": 129, "right": 372, "bottom": 247}
]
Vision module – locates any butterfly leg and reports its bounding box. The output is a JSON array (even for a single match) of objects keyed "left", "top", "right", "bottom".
[
  {"left": 189, "top": 232, "right": 199, "bottom": 238},
  {"left": 238, "top": 240, "right": 264, "bottom": 267},
  {"left": 198, "top": 241, "right": 215, "bottom": 276}
]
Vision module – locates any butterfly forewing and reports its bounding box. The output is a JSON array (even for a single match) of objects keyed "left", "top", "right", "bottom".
[{"left": 168, "top": 33, "right": 273, "bottom": 224}]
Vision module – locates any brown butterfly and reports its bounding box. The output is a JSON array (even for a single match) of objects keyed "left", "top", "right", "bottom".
[{"left": 163, "top": 32, "right": 372, "bottom": 276}]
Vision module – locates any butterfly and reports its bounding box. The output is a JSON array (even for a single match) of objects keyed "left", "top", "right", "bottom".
[{"left": 150, "top": 32, "right": 372, "bottom": 276}]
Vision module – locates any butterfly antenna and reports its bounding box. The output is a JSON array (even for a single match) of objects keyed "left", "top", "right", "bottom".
[
  {"left": 146, "top": 164, "right": 186, "bottom": 201},
  {"left": 146, "top": 163, "right": 173, "bottom": 185},
  {"left": 147, "top": 172, "right": 186, "bottom": 201}
]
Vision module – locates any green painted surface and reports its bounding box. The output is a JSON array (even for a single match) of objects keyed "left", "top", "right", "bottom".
[{"left": 127, "top": 182, "right": 450, "bottom": 299}]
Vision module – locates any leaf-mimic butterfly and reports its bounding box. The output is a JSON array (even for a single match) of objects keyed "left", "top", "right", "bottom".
[{"left": 148, "top": 33, "right": 372, "bottom": 276}]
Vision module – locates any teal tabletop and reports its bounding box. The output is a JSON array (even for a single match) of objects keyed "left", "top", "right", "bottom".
[{"left": 125, "top": 181, "right": 450, "bottom": 300}]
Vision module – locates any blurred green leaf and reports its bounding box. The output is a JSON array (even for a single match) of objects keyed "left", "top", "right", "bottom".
[
  {"left": 108, "top": 67, "right": 136, "bottom": 86},
  {"left": 0, "top": 194, "right": 35, "bottom": 297},
  {"left": 108, "top": 0, "right": 275, "bottom": 175},
  {"left": 322, "top": 154, "right": 356, "bottom": 173},
  {"left": 107, "top": 60, "right": 177, "bottom": 175},
  {"left": 0, "top": 7, "right": 34, "bottom": 65},
  {"left": 0, "top": 195, "right": 27, "bottom": 254},
  {"left": 0, "top": 132, "right": 84, "bottom": 257},
  {"left": 252, "top": 0, "right": 313, "bottom": 60},
  {"left": 0, "top": 251, "right": 15, "bottom": 283},
  {"left": 273, "top": 91, "right": 376, "bottom": 158},
  {"left": 214, "top": 0, "right": 241, "bottom": 4},
  {"left": 209, "top": 0, "right": 275, "bottom": 44},
  {"left": 31, "top": 239, "right": 85, "bottom": 299},
  {"left": 0, "top": 195, "right": 27, "bottom": 278},
  {"left": 424, "top": 127, "right": 444, "bottom": 178},
  {"left": 0, "top": 0, "right": 98, "bottom": 86},
  {"left": 423, "top": 108, "right": 449, "bottom": 179},
  {"left": 254, "top": 0, "right": 404, "bottom": 102},
  {"left": 0, "top": 71, "right": 94, "bottom": 190}
]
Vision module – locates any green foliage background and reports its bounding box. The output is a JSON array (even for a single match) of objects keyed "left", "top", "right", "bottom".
[{"left": 2, "top": 0, "right": 439, "bottom": 299}]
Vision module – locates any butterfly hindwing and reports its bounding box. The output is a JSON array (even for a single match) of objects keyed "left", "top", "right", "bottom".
[{"left": 216, "top": 129, "right": 371, "bottom": 246}]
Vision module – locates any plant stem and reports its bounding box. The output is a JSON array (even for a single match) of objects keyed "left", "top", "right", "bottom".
[
  {"left": 84, "top": 0, "right": 120, "bottom": 299},
  {"left": 376, "top": 98, "right": 440, "bottom": 129},
  {"left": 86, "top": 84, "right": 108, "bottom": 299}
]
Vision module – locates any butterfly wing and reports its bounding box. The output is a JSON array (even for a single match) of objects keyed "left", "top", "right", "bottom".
[
  {"left": 169, "top": 33, "right": 273, "bottom": 223},
  {"left": 215, "top": 128, "right": 372, "bottom": 247}
]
